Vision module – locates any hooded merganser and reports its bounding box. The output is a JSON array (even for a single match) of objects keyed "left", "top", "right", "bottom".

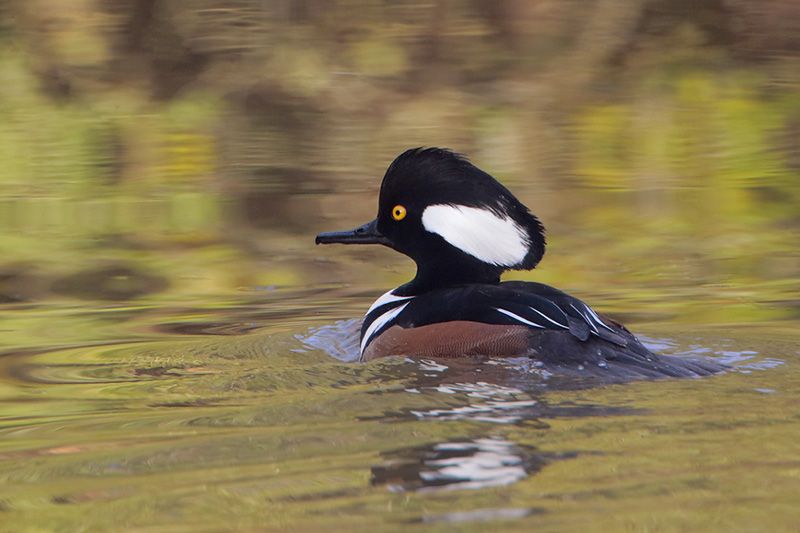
[{"left": 316, "top": 148, "right": 722, "bottom": 378}]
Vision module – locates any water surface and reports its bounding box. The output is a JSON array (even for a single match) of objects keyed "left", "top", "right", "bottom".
[
  {"left": 1, "top": 2, "right": 799, "bottom": 530},
  {"left": 1, "top": 282, "right": 798, "bottom": 530}
]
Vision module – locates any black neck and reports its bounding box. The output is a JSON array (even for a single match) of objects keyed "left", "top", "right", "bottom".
[{"left": 397, "top": 259, "right": 501, "bottom": 295}]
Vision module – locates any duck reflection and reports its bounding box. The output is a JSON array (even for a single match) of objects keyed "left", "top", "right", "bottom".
[
  {"left": 406, "top": 379, "right": 540, "bottom": 424},
  {"left": 371, "top": 437, "right": 556, "bottom": 493}
]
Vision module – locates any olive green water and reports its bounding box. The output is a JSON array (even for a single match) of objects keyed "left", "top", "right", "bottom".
[{"left": 1, "top": 2, "right": 800, "bottom": 531}]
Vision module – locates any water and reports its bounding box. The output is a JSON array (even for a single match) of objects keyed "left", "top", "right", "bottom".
[
  {"left": 1, "top": 2, "right": 800, "bottom": 530},
  {"left": 1, "top": 286, "right": 798, "bottom": 529}
]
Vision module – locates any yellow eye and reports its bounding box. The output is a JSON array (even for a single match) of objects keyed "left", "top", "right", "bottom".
[{"left": 391, "top": 204, "right": 407, "bottom": 221}]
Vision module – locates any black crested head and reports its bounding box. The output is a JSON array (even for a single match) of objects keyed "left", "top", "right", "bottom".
[
  {"left": 376, "top": 148, "right": 546, "bottom": 274},
  {"left": 315, "top": 147, "right": 547, "bottom": 294}
]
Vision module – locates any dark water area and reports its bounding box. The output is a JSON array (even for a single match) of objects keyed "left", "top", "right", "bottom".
[{"left": 1, "top": 1, "right": 799, "bottom": 530}]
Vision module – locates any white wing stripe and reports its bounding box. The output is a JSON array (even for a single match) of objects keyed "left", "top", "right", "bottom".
[
  {"left": 494, "top": 307, "right": 545, "bottom": 328},
  {"left": 583, "top": 304, "right": 614, "bottom": 331},
  {"left": 571, "top": 303, "right": 598, "bottom": 333},
  {"left": 361, "top": 302, "right": 410, "bottom": 354},
  {"left": 527, "top": 306, "right": 568, "bottom": 329}
]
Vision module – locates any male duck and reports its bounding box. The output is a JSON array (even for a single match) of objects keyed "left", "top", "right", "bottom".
[{"left": 316, "top": 148, "right": 722, "bottom": 378}]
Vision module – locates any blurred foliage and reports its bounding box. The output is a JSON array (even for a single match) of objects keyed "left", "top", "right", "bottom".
[
  {"left": 0, "top": 4, "right": 800, "bottom": 530},
  {"left": 0, "top": 0, "right": 796, "bottom": 325}
]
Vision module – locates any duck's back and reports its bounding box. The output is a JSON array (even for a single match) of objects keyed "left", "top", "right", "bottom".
[{"left": 362, "top": 281, "right": 723, "bottom": 378}]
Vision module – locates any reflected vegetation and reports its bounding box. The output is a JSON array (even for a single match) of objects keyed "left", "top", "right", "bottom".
[
  {"left": 0, "top": 0, "right": 796, "bottom": 329},
  {"left": 0, "top": 1, "right": 799, "bottom": 530},
  {"left": 2, "top": 327, "right": 799, "bottom": 529}
]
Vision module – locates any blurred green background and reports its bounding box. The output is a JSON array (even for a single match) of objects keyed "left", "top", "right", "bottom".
[
  {"left": 2, "top": 3, "right": 800, "bottom": 530},
  {"left": 0, "top": 0, "right": 798, "bottom": 340}
]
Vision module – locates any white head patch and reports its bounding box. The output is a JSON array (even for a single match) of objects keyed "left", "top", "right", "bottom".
[{"left": 421, "top": 204, "right": 530, "bottom": 266}]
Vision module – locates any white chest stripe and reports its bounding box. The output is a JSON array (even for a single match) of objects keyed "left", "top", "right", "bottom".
[
  {"left": 494, "top": 307, "right": 545, "bottom": 328},
  {"left": 361, "top": 302, "right": 410, "bottom": 354},
  {"left": 366, "top": 289, "right": 413, "bottom": 316},
  {"left": 421, "top": 204, "right": 530, "bottom": 267}
]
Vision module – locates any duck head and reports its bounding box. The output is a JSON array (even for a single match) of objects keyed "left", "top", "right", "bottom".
[{"left": 316, "top": 147, "right": 545, "bottom": 293}]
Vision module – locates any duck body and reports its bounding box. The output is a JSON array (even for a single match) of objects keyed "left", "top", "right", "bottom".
[
  {"left": 360, "top": 281, "right": 720, "bottom": 377},
  {"left": 316, "top": 148, "right": 723, "bottom": 378}
]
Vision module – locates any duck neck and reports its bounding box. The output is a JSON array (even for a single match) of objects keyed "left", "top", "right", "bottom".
[{"left": 398, "top": 260, "right": 501, "bottom": 295}]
